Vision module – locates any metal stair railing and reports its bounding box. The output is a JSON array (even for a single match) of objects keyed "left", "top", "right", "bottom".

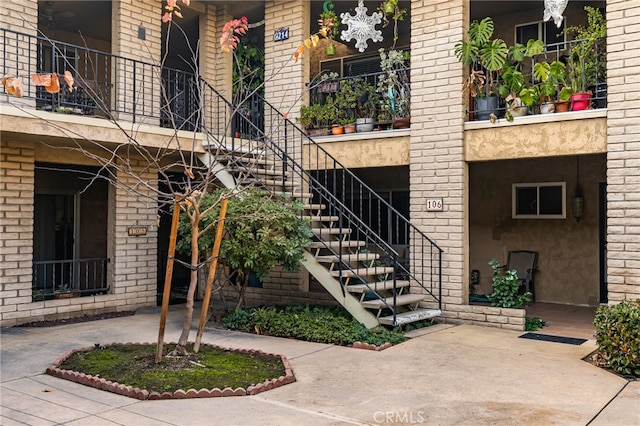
[{"left": 200, "top": 79, "right": 442, "bottom": 324}]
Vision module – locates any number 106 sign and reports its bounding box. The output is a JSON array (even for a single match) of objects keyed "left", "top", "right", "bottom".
[{"left": 426, "top": 198, "right": 443, "bottom": 212}]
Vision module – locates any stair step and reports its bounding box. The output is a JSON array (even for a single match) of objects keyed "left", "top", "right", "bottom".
[
  {"left": 244, "top": 177, "right": 298, "bottom": 188},
  {"left": 308, "top": 240, "right": 366, "bottom": 249},
  {"left": 280, "top": 192, "right": 312, "bottom": 200},
  {"left": 218, "top": 156, "right": 275, "bottom": 167},
  {"left": 330, "top": 266, "right": 394, "bottom": 278},
  {"left": 303, "top": 203, "right": 326, "bottom": 211},
  {"left": 233, "top": 166, "right": 290, "bottom": 177},
  {"left": 315, "top": 253, "right": 380, "bottom": 263},
  {"left": 346, "top": 280, "right": 411, "bottom": 294},
  {"left": 311, "top": 227, "right": 352, "bottom": 236},
  {"left": 361, "top": 293, "right": 426, "bottom": 310},
  {"left": 302, "top": 215, "right": 339, "bottom": 223},
  {"left": 378, "top": 309, "right": 442, "bottom": 326},
  {"left": 204, "top": 142, "right": 264, "bottom": 155}
]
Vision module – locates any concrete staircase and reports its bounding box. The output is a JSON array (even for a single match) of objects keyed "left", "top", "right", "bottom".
[{"left": 199, "top": 135, "right": 441, "bottom": 328}]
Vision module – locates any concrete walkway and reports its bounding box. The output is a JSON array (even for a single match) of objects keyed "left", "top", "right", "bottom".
[{"left": 1, "top": 306, "right": 638, "bottom": 425}]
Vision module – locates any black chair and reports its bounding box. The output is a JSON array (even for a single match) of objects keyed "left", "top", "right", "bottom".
[{"left": 505, "top": 250, "right": 539, "bottom": 301}]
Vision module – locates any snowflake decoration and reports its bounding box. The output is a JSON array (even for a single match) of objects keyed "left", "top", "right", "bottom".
[{"left": 340, "top": 0, "right": 383, "bottom": 53}]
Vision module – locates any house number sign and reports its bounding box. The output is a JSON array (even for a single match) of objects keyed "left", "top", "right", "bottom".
[
  {"left": 273, "top": 27, "right": 289, "bottom": 42},
  {"left": 128, "top": 225, "right": 148, "bottom": 236},
  {"left": 426, "top": 198, "right": 443, "bottom": 212}
]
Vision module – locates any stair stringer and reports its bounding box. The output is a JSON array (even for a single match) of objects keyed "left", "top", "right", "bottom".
[
  {"left": 199, "top": 151, "right": 237, "bottom": 189},
  {"left": 302, "top": 252, "right": 379, "bottom": 329},
  {"left": 197, "top": 151, "right": 380, "bottom": 329}
]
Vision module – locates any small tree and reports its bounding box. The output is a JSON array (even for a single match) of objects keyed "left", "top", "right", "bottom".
[{"left": 176, "top": 188, "right": 313, "bottom": 309}]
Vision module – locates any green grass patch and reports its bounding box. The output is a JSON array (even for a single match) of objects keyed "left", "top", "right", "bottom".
[
  {"left": 59, "top": 343, "right": 285, "bottom": 393},
  {"left": 222, "top": 305, "right": 428, "bottom": 346}
]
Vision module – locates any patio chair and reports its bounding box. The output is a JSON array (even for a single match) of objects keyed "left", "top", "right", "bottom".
[{"left": 504, "top": 250, "right": 539, "bottom": 301}]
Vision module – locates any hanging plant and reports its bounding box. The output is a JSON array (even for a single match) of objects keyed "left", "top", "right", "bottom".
[
  {"left": 319, "top": 1, "right": 340, "bottom": 41},
  {"left": 377, "top": 0, "right": 407, "bottom": 49}
]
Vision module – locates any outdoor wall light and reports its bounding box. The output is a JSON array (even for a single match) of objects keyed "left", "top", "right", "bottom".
[
  {"left": 572, "top": 186, "right": 584, "bottom": 222},
  {"left": 572, "top": 156, "right": 584, "bottom": 222}
]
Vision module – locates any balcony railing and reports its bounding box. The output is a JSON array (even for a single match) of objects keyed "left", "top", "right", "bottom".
[
  {"left": 467, "top": 37, "right": 607, "bottom": 121},
  {"left": 307, "top": 67, "right": 411, "bottom": 132},
  {"left": 32, "top": 257, "right": 110, "bottom": 300},
  {"left": 1, "top": 29, "right": 211, "bottom": 132}
]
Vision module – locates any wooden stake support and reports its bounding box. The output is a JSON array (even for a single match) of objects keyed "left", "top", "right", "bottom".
[
  {"left": 156, "top": 202, "right": 180, "bottom": 363},
  {"left": 194, "top": 198, "right": 228, "bottom": 352}
]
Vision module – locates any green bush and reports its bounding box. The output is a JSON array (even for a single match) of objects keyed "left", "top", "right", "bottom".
[
  {"left": 525, "top": 316, "right": 546, "bottom": 331},
  {"left": 487, "top": 258, "right": 532, "bottom": 309},
  {"left": 594, "top": 300, "right": 640, "bottom": 377},
  {"left": 222, "top": 305, "right": 406, "bottom": 346}
]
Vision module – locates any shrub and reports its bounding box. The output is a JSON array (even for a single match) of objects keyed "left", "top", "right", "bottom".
[
  {"left": 594, "top": 300, "right": 640, "bottom": 377},
  {"left": 487, "top": 258, "right": 532, "bottom": 308},
  {"left": 525, "top": 316, "right": 546, "bottom": 331},
  {"left": 221, "top": 308, "right": 254, "bottom": 332},
  {"left": 222, "top": 305, "right": 406, "bottom": 346}
]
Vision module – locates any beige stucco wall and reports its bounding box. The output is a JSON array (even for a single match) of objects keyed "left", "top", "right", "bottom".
[
  {"left": 469, "top": 154, "right": 606, "bottom": 306},
  {"left": 465, "top": 113, "right": 607, "bottom": 162},
  {"left": 305, "top": 132, "right": 410, "bottom": 169}
]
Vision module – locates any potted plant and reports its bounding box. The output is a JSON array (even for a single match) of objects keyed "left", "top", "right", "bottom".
[
  {"left": 377, "top": 48, "right": 410, "bottom": 126},
  {"left": 497, "top": 38, "right": 544, "bottom": 121},
  {"left": 350, "top": 78, "right": 378, "bottom": 132},
  {"left": 334, "top": 81, "right": 358, "bottom": 131},
  {"left": 297, "top": 103, "right": 331, "bottom": 136},
  {"left": 319, "top": 1, "right": 340, "bottom": 56},
  {"left": 563, "top": 6, "right": 607, "bottom": 111},
  {"left": 455, "top": 17, "right": 509, "bottom": 121},
  {"left": 54, "top": 283, "right": 80, "bottom": 299},
  {"left": 377, "top": 0, "right": 407, "bottom": 49},
  {"left": 520, "top": 60, "right": 573, "bottom": 114}
]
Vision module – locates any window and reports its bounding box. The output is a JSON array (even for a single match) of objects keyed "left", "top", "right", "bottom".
[
  {"left": 515, "top": 20, "right": 566, "bottom": 50},
  {"left": 512, "top": 182, "right": 566, "bottom": 219}
]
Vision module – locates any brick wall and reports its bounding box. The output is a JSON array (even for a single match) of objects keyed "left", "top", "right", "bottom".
[
  {"left": 1, "top": 0, "right": 37, "bottom": 109},
  {"left": 220, "top": 267, "right": 335, "bottom": 308},
  {"left": 605, "top": 0, "right": 640, "bottom": 302},
  {"left": 109, "top": 160, "right": 158, "bottom": 309},
  {"left": 111, "top": 0, "right": 162, "bottom": 122},
  {"left": 264, "top": 0, "right": 309, "bottom": 119},
  {"left": 410, "top": 1, "right": 468, "bottom": 311},
  {"left": 440, "top": 304, "right": 526, "bottom": 331},
  {"left": 0, "top": 0, "right": 37, "bottom": 32},
  {"left": 0, "top": 141, "right": 35, "bottom": 326},
  {"left": 0, "top": 139, "right": 159, "bottom": 326}
]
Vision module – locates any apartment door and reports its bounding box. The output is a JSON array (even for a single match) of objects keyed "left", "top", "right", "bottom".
[{"left": 33, "top": 193, "right": 76, "bottom": 290}]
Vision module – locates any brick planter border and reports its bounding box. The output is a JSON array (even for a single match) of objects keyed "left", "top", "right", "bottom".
[{"left": 46, "top": 342, "right": 296, "bottom": 400}]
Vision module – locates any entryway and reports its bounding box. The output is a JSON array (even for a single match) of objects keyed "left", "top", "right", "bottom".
[{"left": 525, "top": 302, "right": 596, "bottom": 340}]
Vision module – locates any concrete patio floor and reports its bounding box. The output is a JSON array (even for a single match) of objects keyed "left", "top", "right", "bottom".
[{"left": 1, "top": 305, "right": 638, "bottom": 425}]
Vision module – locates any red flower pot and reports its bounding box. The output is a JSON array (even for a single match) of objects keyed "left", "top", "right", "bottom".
[{"left": 570, "top": 93, "right": 591, "bottom": 111}]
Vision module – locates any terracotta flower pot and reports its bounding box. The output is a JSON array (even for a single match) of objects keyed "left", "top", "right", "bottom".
[
  {"left": 331, "top": 124, "right": 344, "bottom": 135},
  {"left": 555, "top": 101, "right": 570, "bottom": 113},
  {"left": 344, "top": 123, "right": 356, "bottom": 134}
]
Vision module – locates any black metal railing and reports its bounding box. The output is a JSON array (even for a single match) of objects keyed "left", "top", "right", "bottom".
[
  {"left": 32, "top": 258, "right": 110, "bottom": 299},
  {"left": 307, "top": 68, "right": 411, "bottom": 130},
  {"left": 468, "top": 37, "right": 607, "bottom": 121},
  {"left": 200, "top": 80, "right": 442, "bottom": 325},
  {"left": 1, "top": 28, "right": 203, "bottom": 131}
]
